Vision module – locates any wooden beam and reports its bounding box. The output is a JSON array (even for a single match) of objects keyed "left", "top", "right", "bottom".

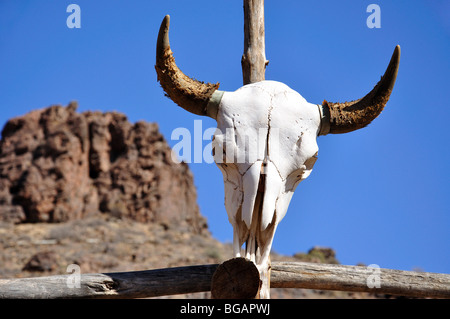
[
  {"left": 0, "top": 264, "right": 216, "bottom": 299},
  {"left": 242, "top": 0, "right": 268, "bottom": 85},
  {"left": 271, "top": 262, "right": 450, "bottom": 298},
  {"left": 1, "top": 262, "right": 449, "bottom": 299}
]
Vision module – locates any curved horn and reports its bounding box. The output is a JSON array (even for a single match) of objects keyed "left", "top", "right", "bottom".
[
  {"left": 319, "top": 45, "right": 401, "bottom": 135},
  {"left": 155, "top": 15, "right": 223, "bottom": 119}
]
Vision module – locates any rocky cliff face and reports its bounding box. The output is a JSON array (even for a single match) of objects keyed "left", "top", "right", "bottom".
[{"left": 0, "top": 102, "right": 206, "bottom": 234}]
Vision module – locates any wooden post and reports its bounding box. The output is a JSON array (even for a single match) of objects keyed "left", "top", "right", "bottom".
[
  {"left": 211, "top": 258, "right": 261, "bottom": 299},
  {"left": 242, "top": 0, "right": 268, "bottom": 85},
  {"left": 237, "top": 0, "right": 270, "bottom": 299}
]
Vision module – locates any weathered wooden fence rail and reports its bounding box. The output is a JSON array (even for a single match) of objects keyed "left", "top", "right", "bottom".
[{"left": 0, "top": 261, "right": 449, "bottom": 299}]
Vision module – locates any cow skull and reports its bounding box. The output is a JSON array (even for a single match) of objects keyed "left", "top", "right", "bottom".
[{"left": 155, "top": 15, "right": 400, "bottom": 298}]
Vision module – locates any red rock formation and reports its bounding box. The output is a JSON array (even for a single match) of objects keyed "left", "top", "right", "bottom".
[{"left": 0, "top": 102, "right": 207, "bottom": 234}]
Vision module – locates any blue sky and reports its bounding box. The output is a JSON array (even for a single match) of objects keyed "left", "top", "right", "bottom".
[{"left": 1, "top": 1, "right": 449, "bottom": 274}]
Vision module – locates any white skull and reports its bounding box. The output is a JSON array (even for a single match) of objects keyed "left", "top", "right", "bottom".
[{"left": 211, "top": 81, "right": 320, "bottom": 297}]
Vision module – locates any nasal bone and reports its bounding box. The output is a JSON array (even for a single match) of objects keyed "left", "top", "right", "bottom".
[
  {"left": 241, "top": 159, "right": 282, "bottom": 230},
  {"left": 260, "top": 160, "right": 282, "bottom": 230}
]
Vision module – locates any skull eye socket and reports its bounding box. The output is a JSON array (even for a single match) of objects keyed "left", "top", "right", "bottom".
[{"left": 212, "top": 134, "right": 231, "bottom": 164}]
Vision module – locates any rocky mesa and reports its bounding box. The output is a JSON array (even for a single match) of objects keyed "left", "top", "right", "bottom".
[{"left": 0, "top": 102, "right": 206, "bottom": 234}]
